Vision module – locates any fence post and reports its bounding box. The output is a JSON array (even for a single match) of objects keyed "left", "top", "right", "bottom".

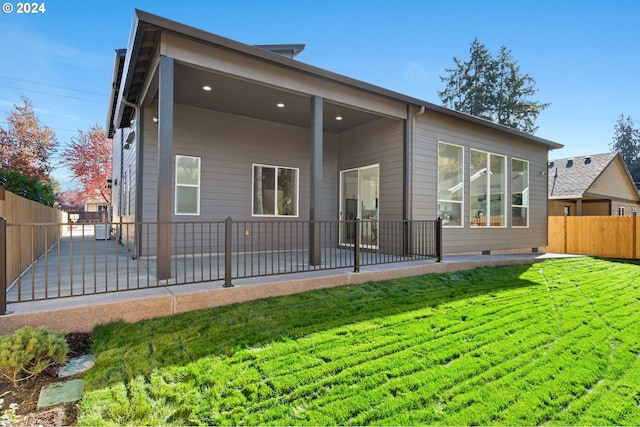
[
  {"left": 0, "top": 217, "right": 6, "bottom": 315},
  {"left": 435, "top": 217, "right": 443, "bottom": 262},
  {"left": 223, "top": 216, "right": 234, "bottom": 287},
  {"left": 633, "top": 212, "right": 638, "bottom": 260},
  {"left": 354, "top": 218, "right": 360, "bottom": 273}
]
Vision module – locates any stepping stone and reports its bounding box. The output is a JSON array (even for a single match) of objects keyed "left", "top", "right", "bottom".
[
  {"left": 37, "top": 379, "right": 84, "bottom": 409},
  {"left": 58, "top": 354, "right": 95, "bottom": 378}
]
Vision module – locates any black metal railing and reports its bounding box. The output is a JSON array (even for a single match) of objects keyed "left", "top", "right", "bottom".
[{"left": 1, "top": 217, "right": 442, "bottom": 309}]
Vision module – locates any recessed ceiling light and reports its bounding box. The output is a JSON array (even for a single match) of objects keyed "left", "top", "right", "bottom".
[
  {"left": 335, "top": 116, "right": 343, "bottom": 121},
  {"left": 276, "top": 103, "right": 285, "bottom": 108},
  {"left": 202, "top": 85, "right": 212, "bottom": 91}
]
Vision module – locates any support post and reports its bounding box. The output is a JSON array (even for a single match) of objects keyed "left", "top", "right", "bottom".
[
  {"left": 223, "top": 216, "right": 234, "bottom": 287},
  {"left": 435, "top": 217, "right": 443, "bottom": 262},
  {"left": 309, "top": 96, "right": 323, "bottom": 266},
  {"left": 633, "top": 212, "right": 637, "bottom": 260},
  {"left": 354, "top": 217, "right": 360, "bottom": 272},
  {"left": 156, "top": 56, "right": 174, "bottom": 280},
  {"left": 135, "top": 106, "right": 144, "bottom": 258},
  {"left": 0, "top": 217, "right": 6, "bottom": 315}
]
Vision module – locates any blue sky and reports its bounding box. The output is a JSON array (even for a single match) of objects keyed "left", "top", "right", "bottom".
[{"left": 1, "top": 0, "right": 638, "bottom": 191}]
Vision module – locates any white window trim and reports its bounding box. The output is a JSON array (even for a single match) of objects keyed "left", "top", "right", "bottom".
[
  {"left": 470, "top": 149, "right": 507, "bottom": 228},
  {"left": 252, "top": 163, "right": 300, "bottom": 218},
  {"left": 175, "top": 155, "right": 201, "bottom": 216},
  {"left": 438, "top": 141, "right": 465, "bottom": 228},
  {"left": 511, "top": 157, "right": 529, "bottom": 228},
  {"left": 618, "top": 206, "right": 626, "bottom": 216}
]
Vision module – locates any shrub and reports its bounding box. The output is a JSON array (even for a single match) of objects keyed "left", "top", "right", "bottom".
[
  {"left": 0, "top": 395, "right": 18, "bottom": 427},
  {"left": 0, "top": 326, "right": 69, "bottom": 386}
]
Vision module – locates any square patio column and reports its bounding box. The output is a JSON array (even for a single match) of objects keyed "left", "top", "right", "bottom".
[
  {"left": 157, "top": 55, "right": 174, "bottom": 280},
  {"left": 309, "top": 96, "right": 323, "bottom": 266}
]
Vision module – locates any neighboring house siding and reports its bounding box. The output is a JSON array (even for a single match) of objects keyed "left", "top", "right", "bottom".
[
  {"left": 582, "top": 201, "right": 610, "bottom": 216},
  {"left": 413, "top": 111, "right": 549, "bottom": 254},
  {"left": 588, "top": 158, "right": 639, "bottom": 203}
]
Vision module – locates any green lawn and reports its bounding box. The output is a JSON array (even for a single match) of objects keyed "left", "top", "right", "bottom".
[{"left": 78, "top": 257, "right": 640, "bottom": 426}]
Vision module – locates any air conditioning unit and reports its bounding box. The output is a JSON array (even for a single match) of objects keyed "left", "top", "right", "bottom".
[{"left": 95, "top": 224, "right": 110, "bottom": 240}]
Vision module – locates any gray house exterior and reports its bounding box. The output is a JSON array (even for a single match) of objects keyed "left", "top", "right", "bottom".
[{"left": 107, "top": 10, "right": 562, "bottom": 279}]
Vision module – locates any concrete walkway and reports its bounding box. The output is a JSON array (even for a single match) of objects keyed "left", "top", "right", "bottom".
[{"left": 1, "top": 251, "right": 572, "bottom": 334}]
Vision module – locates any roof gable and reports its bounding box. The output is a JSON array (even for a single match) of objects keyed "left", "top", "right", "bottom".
[{"left": 548, "top": 152, "right": 639, "bottom": 200}]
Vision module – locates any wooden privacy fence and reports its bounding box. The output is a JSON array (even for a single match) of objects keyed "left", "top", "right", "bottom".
[
  {"left": 0, "top": 187, "right": 69, "bottom": 287},
  {"left": 548, "top": 215, "right": 639, "bottom": 259}
]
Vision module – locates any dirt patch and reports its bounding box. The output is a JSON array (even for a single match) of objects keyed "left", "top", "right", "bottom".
[{"left": 0, "top": 332, "right": 91, "bottom": 426}]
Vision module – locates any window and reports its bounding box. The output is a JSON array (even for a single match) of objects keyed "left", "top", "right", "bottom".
[
  {"left": 563, "top": 206, "right": 571, "bottom": 216},
  {"left": 511, "top": 158, "right": 529, "bottom": 227},
  {"left": 438, "top": 142, "right": 464, "bottom": 226},
  {"left": 618, "top": 206, "right": 626, "bottom": 216},
  {"left": 470, "top": 149, "right": 506, "bottom": 227},
  {"left": 175, "top": 155, "right": 200, "bottom": 215},
  {"left": 253, "top": 164, "right": 299, "bottom": 217}
]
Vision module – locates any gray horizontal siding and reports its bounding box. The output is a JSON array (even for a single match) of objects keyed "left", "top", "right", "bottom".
[
  {"left": 338, "top": 118, "right": 404, "bottom": 220},
  {"left": 137, "top": 103, "right": 339, "bottom": 255},
  {"left": 413, "top": 111, "right": 551, "bottom": 254}
]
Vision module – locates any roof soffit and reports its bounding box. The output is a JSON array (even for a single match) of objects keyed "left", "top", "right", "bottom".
[{"left": 112, "top": 9, "right": 563, "bottom": 149}]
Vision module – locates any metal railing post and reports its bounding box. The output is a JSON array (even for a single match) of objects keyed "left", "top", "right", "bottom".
[
  {"left": 223, "top": 216, "right": 234, "bottom": 287},
  {"left": 435, "top": 217, "right": 443, "bottom": 262},
  {"left": 0, "top": 217, "right": 7, "bottom": 314},
  {"left": 354, "top": 217, "right": 360, "bottom": 272}
]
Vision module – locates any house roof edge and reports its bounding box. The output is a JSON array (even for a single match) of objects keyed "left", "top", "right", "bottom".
[{"left": 113, "top": 10, "right": 564, "bottom": 150}]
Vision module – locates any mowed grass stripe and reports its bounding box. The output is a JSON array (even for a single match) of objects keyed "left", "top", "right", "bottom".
[{"left": 79, "top": 258, "right": 640, "bottom": 426}]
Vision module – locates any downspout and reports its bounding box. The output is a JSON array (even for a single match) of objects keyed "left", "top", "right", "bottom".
[
  {"left": 403, "top": 105, "right": 425, "bottom": 256},
  {"left": 118, "top": 128, "right": 124, "bottom": 243},
  {"left": 404, "top": 105, "right": 425, "bottom": 221},
  {"left": 120, "top": 98, "right": 141, "bottom": 257}
]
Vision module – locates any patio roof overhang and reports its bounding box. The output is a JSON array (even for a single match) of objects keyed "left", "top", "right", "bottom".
[{"left": 107, "top": 9, "right": 564, "bottom": 151}]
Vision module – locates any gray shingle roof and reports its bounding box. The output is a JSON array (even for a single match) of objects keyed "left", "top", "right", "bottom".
[{"left": 548, "top": 152, "right": 618, "bottom": 198}]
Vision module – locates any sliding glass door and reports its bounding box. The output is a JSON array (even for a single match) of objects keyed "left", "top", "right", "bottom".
[{"left": 339, "top": 164, "right": 379, "bottom": 248}]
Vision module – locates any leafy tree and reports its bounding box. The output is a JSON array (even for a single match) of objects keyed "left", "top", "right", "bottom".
[
  {"left": 610, "top": 114, "right": 640, "bottom": 186},
  {"left": 0, "top": 169, "right": 57, "bottom": 206},
  {"left": 60, "top": 124, "right": 112, "bottom": 204},
  {"left": 56, "top": 190, "right": 84, "bottom": 212},
  {"left": 439, "top": 39, "right": 549, "bottom": 134},
  {"left": 0, "top": 95, "right": 58, "bottom": 180}
]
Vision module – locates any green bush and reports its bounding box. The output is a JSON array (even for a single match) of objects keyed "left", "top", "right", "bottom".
[
  {"left": 0, "top": 169, "right": 57, "bottom": 206},
  {"left": 0, "top": 326, "right": 68, "bottom": 386},
  {"left": 0, "top": 395, "right": 18, "bottom": 427}
]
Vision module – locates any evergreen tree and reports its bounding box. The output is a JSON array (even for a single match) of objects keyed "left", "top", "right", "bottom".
[
  {"left": 439, "top": 39, "right": 549, "bottom": 134},
  {"left": 439, "top": 38, "right": 495, "bottom": 121},
  {"left": 610, "top": 114, "right": 640, "bottom": 186}
]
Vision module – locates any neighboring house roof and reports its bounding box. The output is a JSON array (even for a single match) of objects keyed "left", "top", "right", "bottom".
[
  {"left": 548, "top": 152, "right": 639, "bottom": 200},
  {"left": 107, "top": 9, "right": 563, "bottom": 151}
]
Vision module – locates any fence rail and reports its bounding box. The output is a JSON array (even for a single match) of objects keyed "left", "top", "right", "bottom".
[
  {"left": 548, "top": 214, "right": 639, "bottom": 259},
  {"left": 2, "top": 217, "right": 442, "bottom": 310}
]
